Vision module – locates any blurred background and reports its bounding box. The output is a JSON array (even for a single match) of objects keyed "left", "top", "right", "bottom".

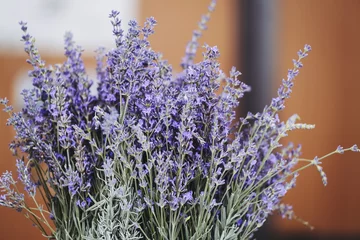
[{"left": 0, "top": 0, "right": 359, "bottom": 239}]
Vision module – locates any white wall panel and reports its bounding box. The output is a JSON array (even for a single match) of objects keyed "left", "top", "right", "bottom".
[{"left": 0, "top": 0, "right": 139, "bottom": 54}]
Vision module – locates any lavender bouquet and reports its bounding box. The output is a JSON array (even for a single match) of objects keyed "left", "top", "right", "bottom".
[{"left": 0, "top": 1, "right": 357, "bottom": 239}]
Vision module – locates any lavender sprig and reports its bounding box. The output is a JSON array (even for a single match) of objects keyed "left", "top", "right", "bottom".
[{"left": 0, "top": 1, "right": 358, "bottom": 240}]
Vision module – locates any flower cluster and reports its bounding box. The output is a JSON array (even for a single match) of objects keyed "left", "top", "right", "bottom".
[{"left": 0, "top": 1, "right": 358, "bottom": 240}]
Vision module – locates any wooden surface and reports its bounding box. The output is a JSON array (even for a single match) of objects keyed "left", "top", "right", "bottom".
[
  {"left": 273, "top": 0, "right": 360, "bottom": 234},
  {"left": 140, "top": 0, "right": 239, "bottom": 74}
]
